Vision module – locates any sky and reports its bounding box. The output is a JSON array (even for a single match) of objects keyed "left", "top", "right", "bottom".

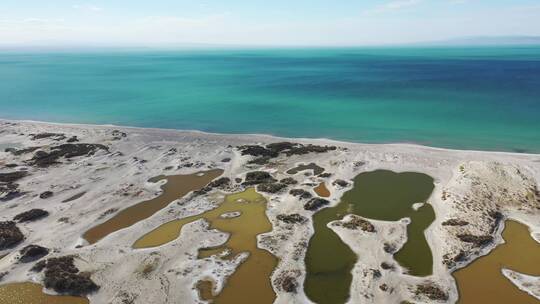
[{"left": 1, "top": 0, "right": 540, "bottom": 47}]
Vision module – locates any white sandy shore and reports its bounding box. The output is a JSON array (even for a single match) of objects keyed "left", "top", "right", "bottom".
[{"left": 0, "top": 119, "right": 539, "bottom": 304}]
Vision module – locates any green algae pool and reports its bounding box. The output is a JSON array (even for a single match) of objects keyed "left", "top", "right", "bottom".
[{"left": 304, "top": 170, "right": 435, "bottom": 304}]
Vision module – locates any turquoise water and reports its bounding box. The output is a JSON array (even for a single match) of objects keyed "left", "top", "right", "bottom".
[{"left": 1, "top": 47, "right": 539, "bottom": 153}]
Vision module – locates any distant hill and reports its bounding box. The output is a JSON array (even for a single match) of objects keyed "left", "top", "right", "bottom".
[{"left": 420, "top": 36, "right": 540, "bottom": 46}]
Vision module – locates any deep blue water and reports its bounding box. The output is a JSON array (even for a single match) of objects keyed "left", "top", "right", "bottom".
[{"left": 1, "top": 47, "right": 539, "bottom": 153}]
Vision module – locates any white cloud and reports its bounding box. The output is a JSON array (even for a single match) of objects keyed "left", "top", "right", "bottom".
[
  {"left": 72, "top": 4, "right": 103, "bottom": 12},
  {"left": 362, "top": 0, "right": 423, "bottom": 15}
]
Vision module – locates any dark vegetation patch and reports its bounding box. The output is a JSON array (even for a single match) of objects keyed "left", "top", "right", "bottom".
[
  {"left": 67, "top": 136, "right": 79, "bottom": 143},
  {"left": 256, "top": 182, "right": 287, "bottom": 194},
  {"left": 30, "top": 133, "right": 66, "bottom": 141},
  {"left": 332, "top": 179, "right": 349, "bottom": 187},
  {"left": 381, "top": 262, "right": 394, "bottom": 270},
  {"left": 27, "top": 143, "right": 108, "bottom": 167},
  {"left": 32, "top": 256, "right": 100, "bottom": 296},
  {"left": 194, "top": 177, "right": 231, "bottom": 196},
  {"left": 0, "top": 171, "right": 28, "bottom": 183},
  {"left": 242, "top": 171, "right": 276, "bottom": 186},
  {"left": 280, "top": 177, "right": 298, "bottom": 185},
  {"left": 280, "top": 276, "right": 297, "bottom": 293},
  {"left": 14, "top": 209, "right": 49, "bottom": 222},
  {"left": 0, "top": 183, "right": 24, "bottom": 202},
  {"left": 277, "top": 214, "right": 307, "bottom": 224},
  {"left": 383, "top": 243, "right": 397, "bottom": 254},
  {"left": 0, "top": 221, "right": 24, "bottom": 249},
  {"left": 5, "top": 146, "right": 40, "bottom": 156},
  {"left": 39, "top": 191, "right": 54, "bottom": 199},
  {"left": 19, "top": 244, "right": 49, "bottom": 263},
  {"left": 338, "top": 216, "right": 375, "bottom": 232},
  {"left": 488, "top": 211, "right": 504, "bottom": 234},
  {"left": 415, "top": 283, "right": 448, "bottom": 301},
  {"left": 457, "top": 234, "right": 493, "bottom": 247},
  {"left": 289, "top": 189, "right": 312, "bottom": 200},
  {"left": 111, "top": 130, "right": 127, "bottom": 140},
  {"left": 318, "top": 173, "right": 332, "bottom": 178},
  {"left": 441, "top": 219, "right": 469, "bottom": 226},
  {"left": 304, "top": 198, "right": 330, "bottom": 211},
  {"left": 237, "top": 142, "right": 337, "bottom": 163}
]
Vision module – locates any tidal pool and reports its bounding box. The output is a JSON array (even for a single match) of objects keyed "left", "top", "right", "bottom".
[
  {"left": 0, "top": 282, "right": 88, "bottom": 304},
  {"left": 454, "top": 221, "right": 540, "bottom": 304},
  {"left": 304, "top": 170, "right": 435, "bottom": 304},
  {"left": 314, "top": 182, "right": 330, "bottom": 198},
  {"left": 286, "top": 163, "right": 325, "bottom": 176},
  {"left": 134, "top": 188, "right": 278, "bottom": 304},
  {"left": 83, "top": 169, "right": 223, "bottom": 244}
]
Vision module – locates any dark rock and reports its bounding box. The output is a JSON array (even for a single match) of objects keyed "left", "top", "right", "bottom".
[
  {"left": 0, "top": 171, "right": 28, "bottom": 183},
  {"left": 304, "top": 198, "right": 330, "bottom": 211},
  {"left": 340, "top": 216, "right": 375, "bottom": 232},
  {"left": 39, "top": 191, "right": 54, "bottom": 199},
  {"left": 14, "top": 209, "right": 49, "bottom": 222},
  {"left": 28, "top": 143, "right": 109, "bottom": 167},
  {"left": 415, "top": 283, "right": 448, "bottom": 301},
  {"left": 280, "top": 177, "right": 298, "bottom": 185},
  {"left": 0, "top": 221, "right": 24, "bottom": 249},
  {"left": 242, "top": 171, "right": 276, "bottom": 186},
  {"left": 257, "top": 183, "right": 287, "bottom": 194},
  {"left": 457, "top": 234, "right": 493, "bottom": 247},
  {"left": 19, "top": 245, "right": 49, "bottom": 263},
  {"left": 333, "top": 179, "right": 349, "bottom": 187},
  {"left": 33, "top": 256, "right": 99, "bottom": 296},
  {"left": 441, "top": 219, "right": 469, "bottom": 226},
  {"left": 221, "top": 158, "right": 231, "bottom": 163},
  {"left": 289, "top": 189, "right": 312, "bottom": 199},
  {"left": 277, "top": 214, "right": 307, "bottom": 224}
]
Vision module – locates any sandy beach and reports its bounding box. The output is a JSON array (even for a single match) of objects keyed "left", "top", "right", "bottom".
[{"left": 1, "top": 119, "right": 539, "bottom": 304}]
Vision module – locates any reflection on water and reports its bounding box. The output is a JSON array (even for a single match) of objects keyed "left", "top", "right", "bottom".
[{"left": 454, "top": 221, "right": 540, "bottom": 304}]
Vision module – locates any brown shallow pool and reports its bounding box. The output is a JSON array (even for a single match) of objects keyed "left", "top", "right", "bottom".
[
  {"left": 0, "top": 282, "right": 88, "bottom": 304},
  {"left": 83, "top": 169, "right": 223, "bottom": 244},
  {"left": 454, "top": 220, "right": 540, "bottom": 304},
  {"left": 134, "top": 188, "right": 278, "bottom": 304},
  {"left": 314, "top": 182, "right": 330, "bottom": 198}
]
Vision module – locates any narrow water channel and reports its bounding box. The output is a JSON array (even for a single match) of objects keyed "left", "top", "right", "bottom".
[
  {"left": 0, "top": 282, "right": 88, "bottom": 304},
  {"left": 83, "top": 169, "right": 223, "bottom": 244},
  {"left": 454, "top": 220, "right": 540, "bottom": 304},
  {"left": 304, "top": 170, "right": 435, "bottom": 304},
  {"left": 134, "top": 188, "right": 278, "bottom": 304}
]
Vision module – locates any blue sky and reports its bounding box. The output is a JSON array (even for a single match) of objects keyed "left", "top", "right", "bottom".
[{"left": 1, "top": 0, "right": 540, "bottom": 46}]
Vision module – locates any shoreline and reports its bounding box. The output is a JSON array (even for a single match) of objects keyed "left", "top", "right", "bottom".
[{"left": 2, "top": 118, "right": 539, "bottom": 158}]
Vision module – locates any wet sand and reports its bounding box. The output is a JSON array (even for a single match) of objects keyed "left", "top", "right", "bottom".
[
  {"left": 454, "top": 221, "right": 540, "bottom": 304},
  {"left": 83, "top": 169, "right": 223, "bottom": 244}
]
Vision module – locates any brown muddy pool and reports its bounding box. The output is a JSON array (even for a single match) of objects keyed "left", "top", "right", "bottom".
[
  {"left": 83, "top": 169, "right": 223, "bottom": 244},
  {"left": 0, "top": 282, "right": 88, "bottom": 304},
  {"left": 314, "top": 182, "right": 330, "bottom": 198},
  {"left": 134, "top": 188, "right": 277, "bottom": 304},
  {"left": 454, "top": 220, "right": 540, "bottom": 304}
]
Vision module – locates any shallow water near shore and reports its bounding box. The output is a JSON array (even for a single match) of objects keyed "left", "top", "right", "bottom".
[
  {"left": 134, "top": 188, "right": 277, "bottom": 304},
  {"left": 304, "top": 170, "right": 435, "bottom": 304},
  {"left": 0, "top": 282, "right": 88, "bottom": 304},
  {"left": 454, "top": 221, "right": 540, "bottom": 304},
  {"left": 83, "top": 169, "right": 223, "bottom": 244}
]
